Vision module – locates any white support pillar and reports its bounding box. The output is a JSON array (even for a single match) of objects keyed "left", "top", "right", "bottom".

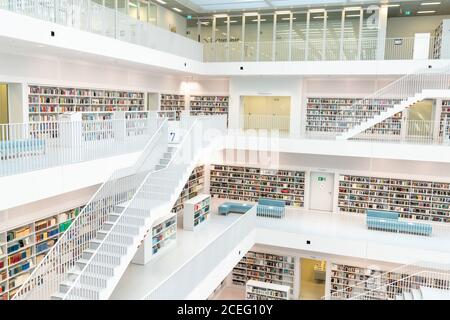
[
  {"left": 273, "top": 14, "right": 277, "bottom": 61},
  {"left": 226, "top": 16, "right": 230, "bottom": 62},
  {"left": 339, "top": 10, "right": 345, "bottom": 60},
  {"left": 376, "top": 5, "right": 388, "bottom": 60},
  {"left": 241, "top": 15, "right": 246, "bottom": 61},
  {"left": 305, "top": 12, "right": 310, "bottom": 60},
  {"left": 256, "top": 15, "right": 261, "bottom": 62},
  {"left": 413, "top": 33, "right": 431, "bottom": 60},
  {"left": 433, "top": 99, "right": 443, "bottom": 142},
  {"left": 357, "top": 8, "right": 363, "bottom": 60},
  {"left": 288, "top": 13, "right": 293, "bottom": 61},
  {"left": 322, "top": 11, "right": 328, "bottom": 61}
]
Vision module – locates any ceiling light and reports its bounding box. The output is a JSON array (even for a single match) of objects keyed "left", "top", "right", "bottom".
[
  {"left": 229, "top": 20, "right": 238, "bottom": 23},
  {"left": 309, "top": 9, "right": 325, "bottom": 13},
  {"left": 200, "top": 21, "right": 209, "bottom": 25},
  {"left": 421, "top": 2, "right": 441, "bottom": 5},
  {"left": 386, "top": 4, "right": 400, "bottom": 7},
  {"left": 252, "top": 19, "right": 266, "bottom": 22},
  {"left": 214, "top": 14, "right": 228, "bottom": 18},
  {"left": 282, "top": 17, "right": 296, "bottom": 21},
  {"left": 155, "top": 0, "right": 166, "bottom": 4},
  {"left": 345, "top": 7, "right": 361, "bottom": 11},
  {"left": 244, "top": 12, "right": 258, "bottom": 16},
  {"left": 172, "top": 7, "right": 182, "bottom": 13},
  {"left": 346, "top": 14, "right": 361, "bottom": 17},
  {"left": 129, "top": 2, "right": 137, "bottom": 7},
  {"left": 275, "top": 10, "right": 291, "bottom": 15},
  {"left": 313, "top": 16, "right": 325, "bottom": 19},
  {"left": 417, "top": 10, "right": 436, "bottom": 13}
]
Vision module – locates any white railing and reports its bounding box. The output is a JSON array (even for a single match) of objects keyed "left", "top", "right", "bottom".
[
  {"left": 0, "top": 117, "right": 159, "bottom": 177},
  {"left": 142, "top": 206, "right": 257, "bottom": 300},
  {"left": 337, "top": 65, "right": 450, "bottom": 137},
  {"left": 325, "top": 261, "right": 450, "bottom": 300},
  {"left": 12, "top": 117, "right": 168, "bottom": 300},
  {"left": 0, "top": 0, "right": 203, "bottom": 61},
  {"left": 204, "top": 37, "right": 422, "bottom": 63},
  {"left": 242, "top": 114, "right": 290, "bottom": 133}
]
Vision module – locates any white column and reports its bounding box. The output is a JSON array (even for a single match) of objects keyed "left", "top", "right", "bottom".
[
  {"left": 357, "top": 8, "right": 363, "bottom": 60},
  {"left": 241, "top": 15, "right": 246, "bottom": 61},
  {"left": 288, "top": 13, "right": 293, "bottom": 61},
  {"left": 305, "top": 12, "right": 310, "bottom": 60},
  {"left": 413, "top": 33, "right": 431, "bottom": 60},
  {"left": 339, "top": 10, "right": 345, "bottom": 60},
  {"left": 376, "top": 5, "right": 388, "bottom": 60},
  {"left": 273, "top": 14, "right": 277, "bottom": 61},
  {"left": 322, "top": 11, "right": 327, "bottom": 60},
  {"left": 256, "top": 15, "right": 261, "bottom": 62}
]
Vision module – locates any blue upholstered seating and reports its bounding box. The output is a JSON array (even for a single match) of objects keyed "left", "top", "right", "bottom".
[
  {"left": 366, "top": 209, "right": 432, "bottom": 236},
  {"left": 0, "top": 139, "right": 45, "bottom": 159},
  {"left": 218, "top": 202, "right": 253, "bottom": 216},
  {"left": 257, "top": 198, "right": 286, "bottom": 219}
]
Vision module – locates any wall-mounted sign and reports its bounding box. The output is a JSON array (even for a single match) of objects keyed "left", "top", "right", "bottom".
[
  {"left": 394, "top": 39, "right": 403, "bottom": 45},
  {"left": 318, "top": 177, "right": 326, "bottom": 182}
]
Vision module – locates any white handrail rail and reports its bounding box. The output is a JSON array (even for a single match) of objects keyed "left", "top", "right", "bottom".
[{"left": 12, "top": 118, "right": 168, "bottom": 300}]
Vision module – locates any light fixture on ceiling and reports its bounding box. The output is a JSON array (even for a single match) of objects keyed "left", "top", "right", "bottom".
[
  {"left": 213, "top": 14, "right": 228, "bottom": 18},
  {"left": 309, "top": 9, "right": 325, "bottom": 13},
  {"left": 344, "top": 7, "right": 361, "bottom": 11},
  {"left": 386, "top": 4, "right": 400, "bottom": 7},
  {"left": 282, "top": 17, "right": 296, "bottom": 21},
  {"left": 172, "top": 7, "right": 182, "bottom": 13},
  {"left": 155, "top": 0, "right": 166, "bottom": 4},
  {"left": 244, "top": 12, "right": 258, "bottom": 16},
  {"left": 313, "top": 16, "right": 325, "bottom": 19},
  {"left": 129, "top": 2, "right": 137, "bottom": 7},
  {"left": 275, "top": 10, "right": 291, "bottom": 15},
  {"left": 346, "top": 14, "right": 361, "bottom": 18},
  {"left": 252, "top": 18, "right": 267, "bottom": 22},
  {"left": 421, "top": 2, "right": 441, "bottom": 5},
  {"left": 417, "top": 10, "right": 436, "bottom": 13},
  {"left": 229, "top": 20, "right": 238, "bottom": 23}
]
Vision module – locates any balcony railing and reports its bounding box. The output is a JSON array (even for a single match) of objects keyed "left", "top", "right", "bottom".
[
  {"left": 0, "top": 0, "right": 203, "bottom": 61},
  {"left": 0, "top": 116, "right": 161, "bottom": 177},
  {"left": 204, "top": 37, "right": 436, "bottom": 63}
]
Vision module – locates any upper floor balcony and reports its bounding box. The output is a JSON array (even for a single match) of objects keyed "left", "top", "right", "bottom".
[{"left": 1, "top": 1, "right": 449, "bottom": 69}]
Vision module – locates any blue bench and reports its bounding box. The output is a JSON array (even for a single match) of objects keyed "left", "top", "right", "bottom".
[
  {"left": 0, "top": 139, "right": 45, "bottom": 159},
  {"left": 366, "top": 209, "right": 432, "bottom": 236},
  {"left": 218, "top": 202, "right": 253, "bottom": 216},
  {"left": 257, "top": 198, "right": 286, "bottom": 219}
]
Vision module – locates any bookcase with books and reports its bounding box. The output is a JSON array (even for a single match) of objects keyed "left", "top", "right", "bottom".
[
  {"left": 440, "top": 100, "right": 450, "bottom": 138},
  {"left": 0, "top": 206, "right": 83, "bottom": 300},
  {"left": 28, "top": 85, "right": 145, "bottom": 122},
  {"left": 151, "top": 215, "right": 177, "bottom": 257},
  {"left": 171, "top": 165, "right": 205, "bottom": 215},
  {"left": 232, "top": 251, "right": 296, "bottom": 297},
  {"left": 183, "top": 194, "right": 211, "bottom": 231},
  {"left": 329, "top": 262, "right": 450, "bottom": 300},
  {"left": 159, "top": 94, "right": 185, "bottom": 120},
  {"left": 246, "top": 280, "right": 290, "bottom": 300},
  {"left": 432, "top": 20, "right": 450, "bottom": 60},
  {"left": 338, "top": 174, "right": 450, "bottom": 223},
  {"left": 305, "top": 97, "right": 403, "bottom": 136},
  {"left": 189, "top": 95, "right": 229, "bottom": 117},
  {"left": 210, "top": 164, "right": 305, "bottom": 207}
]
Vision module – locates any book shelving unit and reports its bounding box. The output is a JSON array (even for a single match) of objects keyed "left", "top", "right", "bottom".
[
  {"left": 232, "top": 251, "right": 296, "bottom": 297},
  {"left": 305, "top": 97, "right": 403, "bottom": 136},
  {"left": 210, "top": 164, "right": 305, "bottom": 207},
  {"left": 171, "top": 165, "right": 205, "bottom": 214},
  {"left": 183, "top": 194, "right": 211, "bottom": 231},
  {"left": 338, "top": 174, "right": 450, "bottom": 223},
  {"left": 440, "top": 100, "right": 450, "bottom": 138},
  {"left": 151, "top": 215, "right": 177, "bottom": 257},
  {"left": 246, "top": 280, "right": 290, "bottom": 300},
  {"left": 189, "top": 95, "right": 229, "bottom": 117},
  {"left": 432, "top": 22, "right": 444, "bottom": 59},
  {"left": 28, "top": 85, "right": 145, "bottom": 122},
  {"left": 330, "top": 263, "right": 450, "bottom": 300},
  {"left": 0, "top": 206, "right": 83, "bottom": 300},
  {"left": 159, "top": 94, "right": 185, "bottom": 120}
]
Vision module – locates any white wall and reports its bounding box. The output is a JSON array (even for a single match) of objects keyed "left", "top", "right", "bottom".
[
  {"left": 387, "top": 15, "right": 450, "bottom": 38},
  {"left": 157, "top": 5, "right": 187, "bottom": 36}
]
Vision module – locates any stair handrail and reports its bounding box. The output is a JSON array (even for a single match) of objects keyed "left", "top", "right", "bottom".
[
  {"left": 12, "top": 117, "right": 168, "bottom": 300},
  {"left": 339, "top": 64, "right": 450, "bottom": 130},
  {"left": 325, "top": 261, "right": 450, "bottom": 300},
  {"left": 62, "top": 117, "right": 219, "bottom": 299},
  {"left": 348, "top": 269, "right": 450, "bottom": 300}
]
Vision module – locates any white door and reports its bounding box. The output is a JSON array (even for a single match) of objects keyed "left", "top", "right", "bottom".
[{"left": 309, "top": 172, "right": 334, "bottom": 212}]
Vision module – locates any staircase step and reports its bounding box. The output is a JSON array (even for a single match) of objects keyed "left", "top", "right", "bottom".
[
  {"left": 75, "top": 259, "right": 117, "bottom": 276},
  {"left": 51, "top": 292, "right": 87, "bottom": 300},
  {"left": 89, "top": 239, "right": 130, "bottom": 251},
  {"left": 395, "top": 294, "right": 403, "bottom": 300},
  {"left": 106, "top": 212, "right": 147, "bottom": 224},
  {"left": 96, "top": 230, "right": 135, "bottom": 243},
  {"left": 82, "top": 247, "right": 126, "bottom": 260},
  {"left": 403, "top": 291, "right": 413, "bottom": 300},
  {"left": 102, "top": 222, "right": 141, "bottom": 235},
  {"left": 105, "top": 214, "right": 146, "bottom": 227},
  {"left": 59, "top": 280, "right": 103, "bottom": 295}
]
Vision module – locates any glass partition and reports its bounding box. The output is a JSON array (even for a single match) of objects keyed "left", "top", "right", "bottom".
[
  {"left": 128, "top": 0, "right": 138, "bottom": 19},
  {"left": 259, "top": 15, "right": 274, "bottom": 61},
  {"left": 229, "top": 16, "right": 243, "bottom": 61},
  {"left": 308, "top": 10, "right": 326, "bottom": 61},
  {"left": 275, "top": 12, "right": 291, "bottom": 61},
  {"left": 325, "top": 10, "right": 342, "bottom": 60},
  {"left": 214, "top": 16, "right": 229, "bottom": 61},
  {"left": 342, "top": 8, "right": 362, "bottom": 60},
  {"left": 292, "top": 12, "right": 307, "bottom": 61},
  {"left": 139, "top": 1, "right": 149, "bottom": 22},
  {"left": 243, "top": 15, "right": 259, "bottom": 61}
]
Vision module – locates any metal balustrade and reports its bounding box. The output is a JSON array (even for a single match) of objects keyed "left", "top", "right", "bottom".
[
  {"left": 337, "top": 65, "right": 450, "bottom": 140},
  {"left": 0, "top": 116, "right": 160, "bottom": 177},
  {"left": 142, "top": 206, "right": 257, "bottom": 300},
  {"left": 0, "top": 0, "right": 203, "bottom": 61}
]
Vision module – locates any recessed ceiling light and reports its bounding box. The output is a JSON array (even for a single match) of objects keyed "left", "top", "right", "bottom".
[
  {"left": 313, "top": 16, "right": 325, "bottom": 19},
  {"left": 155, "top": 0, "right": 166, "bottom": 4},
  {"left": 172, "top": 7, "right": 182, "bottom": 13},
  {"left": 244, "top": 12, "right": 258, "bottom": 16},
  {"left": 214, "top": 14, "right": 228, "bottom": 18},
  {"left": 421, "top": 2, "right": 441, "bottom": 5},
  {"left": 346, "top": 14, "right": 361, "bottom": 18},
  {"left": 252, "top": 19, "right": 266, "bottom": 22},
  {"left": 386, "top": 4, "right": 400, "bottom": 7},
  {"left": 281, "top": 17, "right": 296, "bottom": 21},
  {"left": 275, "top": 10, "right": 291, "bottom": 15},
  {"left": 229, "top": 20, "right": 238, "bottom": 23},
  {"left": 417, "top": 10, "right": 436, "bottom": 13}
]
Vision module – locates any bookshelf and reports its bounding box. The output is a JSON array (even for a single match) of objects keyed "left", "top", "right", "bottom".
[
  {"left": 330, "top": 262, "right": 450, "bottom": 300},
  {"left": 28, "top": 85, "right": 145, "bottom": 122},
  {"left": 338, "top": 174, "right": 450, "bottom": 223},
  {"left": 189, "top": 95, "right": 229, "bottom": 117},
  {"left": 432, "top": 21, "right": 443, "bottom": 59},
  {"left": 440, "top": 100, "right": 450, "bottom": 138},
  {"left": 183, "top": 194, "right": 211, "bottom": 231},
  {"left": 152, "top": 215, "right": 177, "bottom": 257},
  {"left": 159, "top": 94, "right": 185, "bottom": 120},
  {"left": 210, "top": 164, "right": 305, "bottom": 207},
  {"left": 0, "top": 206, "right": 83, "bottom": 300},
  {"left": 232, "top": 251, "right": 296, "bottom": 297},
  {"left": 432, "top": 20, "right": 450, "bottom": 60},
  {"left": 305, "top": 97, "right": 403, "bottom": 136},
  {"left": 172, "top": 165, "right": 205, "bottom": 215},
  {"left": 246, "top": 280, "right": 290, "bottom": 300}
]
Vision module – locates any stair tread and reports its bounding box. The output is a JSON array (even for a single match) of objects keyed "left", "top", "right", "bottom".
[
  {"left": 403, "top": 292, "right": 413, "bottom": 300},
  {"left": 411, "top": 288, "right": 422, "bottom": 300},
  {"left": 60, "top": 280, "right": 103, "bottom": 291}
]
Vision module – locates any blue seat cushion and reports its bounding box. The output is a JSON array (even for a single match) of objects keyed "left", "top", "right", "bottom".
[
  {"left": 367, "top": 210, "right": 399, "bottom": 220},
  {"left": 219, "top": 202, "right": 253, "bottom": 215}
]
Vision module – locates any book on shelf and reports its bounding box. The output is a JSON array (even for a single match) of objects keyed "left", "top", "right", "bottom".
[{"left": 183, "top": 194, "right": 211, "bottom": 231}]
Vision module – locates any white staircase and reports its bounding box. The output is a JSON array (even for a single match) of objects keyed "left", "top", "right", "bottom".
[
  {"left": 12, "top": 115, "right": 227, "bottom": 300},
  {"left": 337, "top": 65, "right": 450, "bottom": 140},
  {"left": 395, "top": 287, "right": 450, "bottom": 300}
]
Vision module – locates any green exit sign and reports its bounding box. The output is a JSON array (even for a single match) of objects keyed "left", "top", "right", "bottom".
[
  {"left": 318, "top": 177, "right": 326, "bottom": 182},
  {"left": 404, "top": 10, "right": 412, "bottom": 16}
]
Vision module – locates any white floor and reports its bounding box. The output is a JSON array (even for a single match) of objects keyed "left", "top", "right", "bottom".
[
  {"left": 211, "top": 286, "right": 245, "bottom": 300},
  {"left": 110, "top": 211, "right": 241, "bottom": 300}
]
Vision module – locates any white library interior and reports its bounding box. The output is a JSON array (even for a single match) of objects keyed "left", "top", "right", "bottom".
[{"left": 1, "top": 0, "right": 450, "bottom": 301}]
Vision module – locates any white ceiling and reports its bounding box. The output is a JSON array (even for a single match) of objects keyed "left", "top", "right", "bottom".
[{"left": 178, "top": 0, "right": 419, "bottom": 13}]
